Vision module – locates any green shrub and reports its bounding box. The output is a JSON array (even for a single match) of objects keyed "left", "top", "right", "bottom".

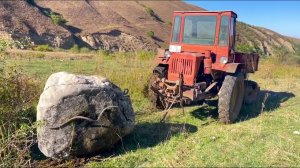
[
  {"left": 34, "top": 45, "right": 53, "bottom": 52},
  {"left": 11, "top": 38, "right": 33, "bottom": 50},
  {"left": 70, "top": 44, "right": 80, "bottom": 53},
  {"left": 0, "top": 40, "right": 7, "bottom": 53},
  {"left": 147, "top": 31, "right": 155, "bottom": 38},
  {"left": 50, "top": 12, "right": 67, "bottom": 26},
  {"left": 80, "top": 47, "right": 91, "bottom": 53},
  {"left": 0, "top": 63, "right": 39, "bottom": 123},
  {"left": 236, "top": 44, "right": 256, "bottom": 53},
  {"left": 0, "top": 51, "right": 39, "bottom": 167},
  {"left": 145, "top": 7, "right": 155, "bottom": 17}
]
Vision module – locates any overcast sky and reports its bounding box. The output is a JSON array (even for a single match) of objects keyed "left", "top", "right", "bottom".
[{"left": 186, "top": 1, "right": 300, "bottom": 38}]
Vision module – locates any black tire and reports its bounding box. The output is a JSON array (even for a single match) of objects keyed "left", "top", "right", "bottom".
[
  {"left": 218, "top": 73, "right": 245, "bottom": 124},
  {"left": 148, "top": 73, "right": 165, "bottom": 109},
  {"left": 244, "top": 80, "right": 260, "bottom": 105}
]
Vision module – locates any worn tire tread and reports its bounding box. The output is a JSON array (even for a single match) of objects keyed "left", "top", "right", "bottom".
[{"left": 218, "top": 73, "right": 244, "bottom": 124}]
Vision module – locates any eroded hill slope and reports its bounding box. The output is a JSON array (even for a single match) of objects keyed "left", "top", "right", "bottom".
[{"left": 0, "top": 0, "right": 297, "bottom": 54}]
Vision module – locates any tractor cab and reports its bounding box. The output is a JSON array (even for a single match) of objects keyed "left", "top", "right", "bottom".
[{"left": 170, "top": 11, "right": 237, "bottom": 61}]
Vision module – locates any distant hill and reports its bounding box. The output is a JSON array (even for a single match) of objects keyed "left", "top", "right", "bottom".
[
  {"left": 0, "top": 1, "right": 74, "bottom": 48},
  {"left": 0, "top": 0, "right": 297, "bottom": 55}
]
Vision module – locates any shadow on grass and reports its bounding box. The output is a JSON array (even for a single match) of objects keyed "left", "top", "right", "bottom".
[
  {"left": 190, "top": 90, "right": 295, "bottom": 123},
  {"left": 238, "top": 90, "right": 295, "bottom": 122},
  {"left": 190, "top": 99, "right": 219, "bottom": 121},
  {"left": 30, "top": 122, "right": 197, "bottom": 166},
  {"left": 102, "top": 122, "right": 197, "bottom": 156}
]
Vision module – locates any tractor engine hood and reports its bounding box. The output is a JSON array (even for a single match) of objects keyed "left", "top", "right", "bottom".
[{"left": 167, "top": 52, "right": 204, "bottom": 86}]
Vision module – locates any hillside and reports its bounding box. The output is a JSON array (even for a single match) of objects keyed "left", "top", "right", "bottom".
[
  {"left": 237, "top": 22, "right": 296, "bottom": 55},
  {"left": 0, "top": 1, "right": 74, "bottom": 48},
  {"left": 0, "top": 0, "right": 297, "bottom": 54}
]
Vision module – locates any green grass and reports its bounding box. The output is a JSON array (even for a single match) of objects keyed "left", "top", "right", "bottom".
[
  {"left": 6, "top": 50, "right": 156, "bottom": 112},
  {"left": 3, "top": 51, "right": 300, "bottom": 167},
  {"left": 294, "top": 43, "right": 300, "bottom": 57}
]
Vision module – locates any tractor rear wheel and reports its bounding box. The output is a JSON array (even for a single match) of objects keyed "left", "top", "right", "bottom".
[
  {"left": 148, "top": 73, "right": 165, "bottom": 109},
  {"left": 218, "top": 73, "right": 245, "bottom": 124},
  {"left": 244, "top": 80, "right": 260, "bottom": 105}
]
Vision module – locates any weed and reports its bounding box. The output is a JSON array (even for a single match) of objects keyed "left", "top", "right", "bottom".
[
  {"left": 236, "top": 43, "right": 258, "bottom": 53},
  {"left": 70, "top": 44, "right": 80, "bottom": 53},
  {"left": 0, "top": 121, "right": 38, "bottom": 167},
  {"left": 0, "top": 40, "right": 7, "bottom": 53},
  {"left": 145, "top": 7, "right": 155, "bottom": 17},
  {"left": 0, "top": 58, "right": 39, "bottom": 122},
  {"left": 10, "top": 37, "right": 33, "bottom": 50},
  {"left": 34, "top": 45, "right": 53, "bottom": 52},
  {"left": 147, "top": 31, "right": 155, "bottom": 38},
  {"left": 50, "top": 12, "right": 67, "bottom": 26},
  {"left": 80, "top": 47, "right": 91, "bottom": 53}
]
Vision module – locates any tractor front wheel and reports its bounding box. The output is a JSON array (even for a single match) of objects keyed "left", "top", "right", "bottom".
[
  {"left": 218, "top": 73, "right": 245, "bottom": 124},
  {"left": 148, "top": 73, "right": 165, "bottom": 109}
]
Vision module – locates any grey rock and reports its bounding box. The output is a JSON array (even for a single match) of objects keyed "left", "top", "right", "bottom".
[{"left": 37, "top": 72, "right": 135, "bottom": 158}]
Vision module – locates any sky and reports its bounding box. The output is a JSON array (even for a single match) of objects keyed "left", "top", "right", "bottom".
[{"left": 185, "top": 1, "right": 300, "bottom": 38}]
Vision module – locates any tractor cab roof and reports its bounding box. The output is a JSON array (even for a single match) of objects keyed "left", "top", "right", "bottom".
[{"left": 173, "top": 11, "right": 237, "bottom": 18}]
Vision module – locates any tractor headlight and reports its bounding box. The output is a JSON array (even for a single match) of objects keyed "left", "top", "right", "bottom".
[
  {"left": 220, "top": 56, "right": 228, "bottom": 64},
  {"left": 164, "top": 51, "right": 171, "bottom": 58}
]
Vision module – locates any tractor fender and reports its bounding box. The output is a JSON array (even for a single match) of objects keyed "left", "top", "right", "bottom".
[{"left": 225, "top": 63, "right": 244, "bottom": 73}]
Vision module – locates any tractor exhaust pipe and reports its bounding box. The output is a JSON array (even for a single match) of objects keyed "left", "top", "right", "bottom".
[{"left": 204, "top": 50, "right": 212, "bottom": 74}]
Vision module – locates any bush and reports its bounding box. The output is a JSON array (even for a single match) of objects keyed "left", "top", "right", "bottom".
[
  {"left": 0, "top": 40, "right": 7, "bottom": 53},
  {"left": 0, "top": 57, "right": 39, "bottom": 123},
  {"left": 34, "top": 45, "right": 53, "bottom": 52},
  {"left": 80, "top": 47, "right": 91, "bottom": 53},
  {"left": 50, "top": 12, "right": 67, "bottom": 26},
  {"left": 236, "top": 44, "right": 256, "bottom": 53},
  {"left": 70, "top": 44, "right": 80, "bottom": 53},
  {"left": 0, "top": 52, "right": 39, "bottom": 167},
  {"left": 147, "top": 31, "right": 155, "bottom": 38},
  {"left": 10, "top": 38, "right": 33, "bottom": 50},
  {"left": 145, "top": 7, "right": 155, "bottom": 17}
]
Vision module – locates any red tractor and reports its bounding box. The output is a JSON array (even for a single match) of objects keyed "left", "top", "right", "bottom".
[{"left": 149, "top": 11, "right": 260, "bottom": 123}]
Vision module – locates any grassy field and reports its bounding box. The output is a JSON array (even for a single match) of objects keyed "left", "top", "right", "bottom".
[{"left": 2, "top": 49, "right": 300, "bottom": 167}]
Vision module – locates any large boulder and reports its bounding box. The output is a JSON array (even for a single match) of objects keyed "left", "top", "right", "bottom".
[{"left": 37, "top": 72, "right": 135, "bottom": 158}]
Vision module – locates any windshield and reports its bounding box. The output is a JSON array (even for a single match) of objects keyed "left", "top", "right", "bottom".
[{"left": 183, "top": 16, "right": 217, "bottom": 45}]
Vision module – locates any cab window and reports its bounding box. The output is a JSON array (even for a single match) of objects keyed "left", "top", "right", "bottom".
[
  {"left": 171, "top": 16, "right": 181, "bottom": 43},
  {"left": 230, "top": 17, "right": 236, "bottom": 49},
  {"left": 218, "top": 16, "right": 229, "bottom": 46},
  {"left": 183, "top": 16, "right": 217, "bottom": 45}
]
